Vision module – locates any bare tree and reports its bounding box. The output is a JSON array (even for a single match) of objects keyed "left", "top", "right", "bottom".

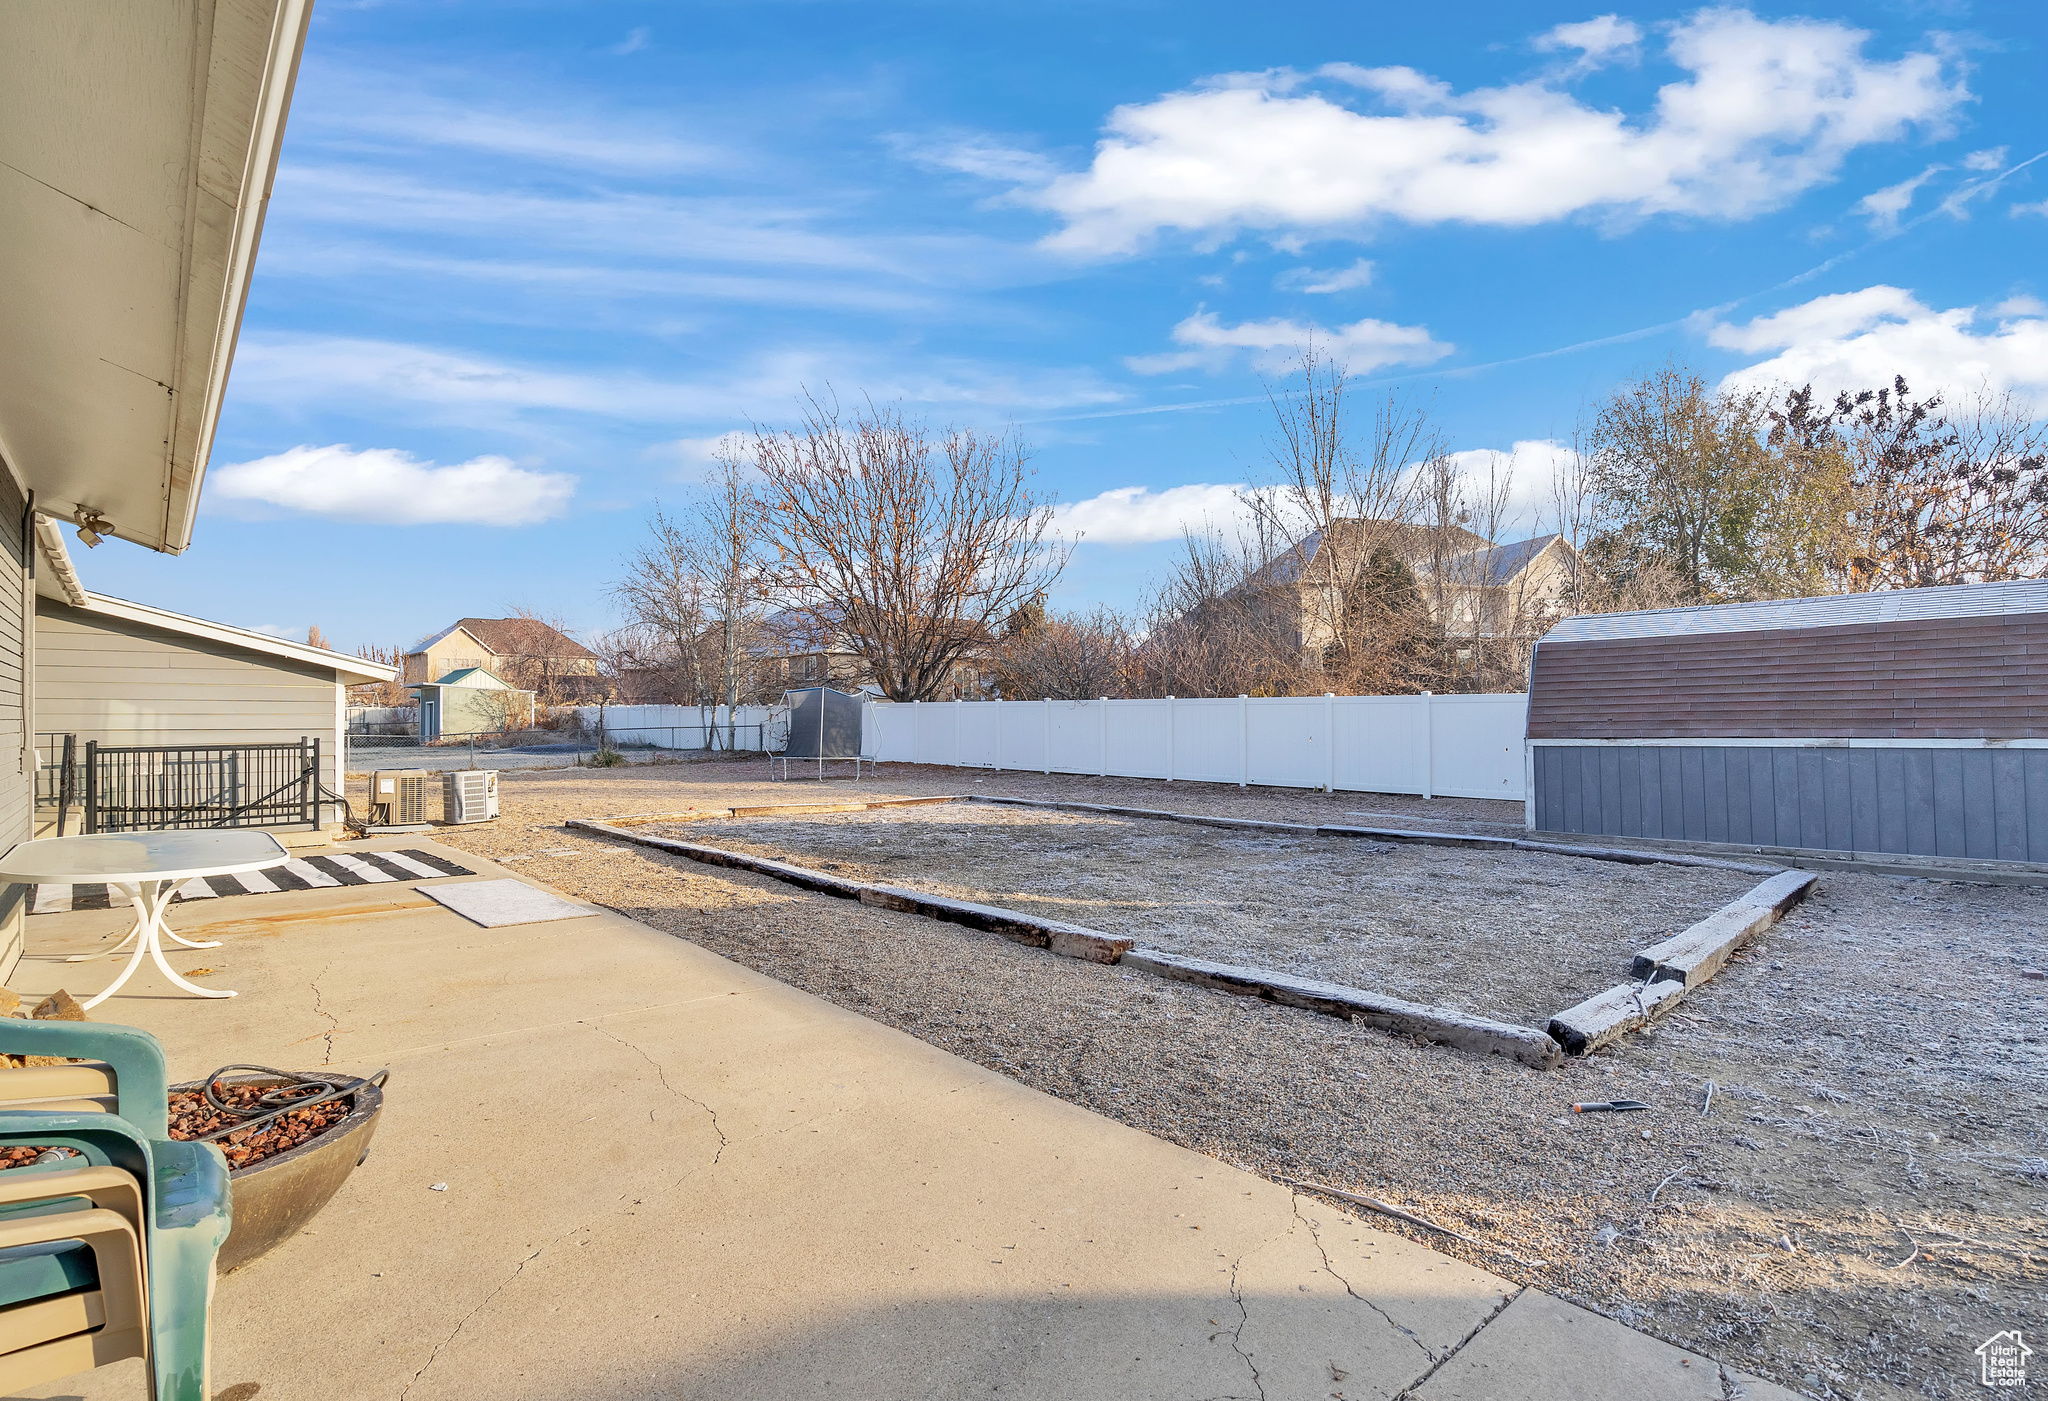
[
  {"left": 681, "top": 443, "right": 770, "bottom": 741},
  {"left": 348, "top": 642, "right": 410, "bottom": 706},
  {"left": 1136, "top": 522, "right": 1312, "bottom": 697},
  {"left": 1236, "top": 347, "right": 1440, "bottom": 693},
  {"left": 501, "top": 606, "right": 587, "bottom": 707},
  {"left": 753, "top": 394, "right": 1065, "bottom": 702},
  {"left": 612, "top": 509, "right": 713, "bottom": 705},
  {"left": 991, "top": 604, "right": 1138, "bottom": 699}
]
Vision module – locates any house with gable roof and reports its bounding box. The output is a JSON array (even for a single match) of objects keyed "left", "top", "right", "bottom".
[{"left": 404, "top": 616, "right": 599, "bottom": 698}]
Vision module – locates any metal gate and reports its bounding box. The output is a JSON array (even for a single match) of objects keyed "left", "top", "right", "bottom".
[{"left": 83, "top": 739, "right": 321, "bottom": 833}]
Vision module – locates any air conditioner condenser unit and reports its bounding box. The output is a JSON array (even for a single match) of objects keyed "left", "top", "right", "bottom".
[
  {"left": 443, "top": 769, "right": 499, "bottom": 824},
  {"left": 367, "top": 769, "right": 431, "bottom": 830}
]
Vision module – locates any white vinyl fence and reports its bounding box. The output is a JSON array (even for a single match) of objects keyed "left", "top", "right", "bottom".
[
  {"left": 572, "top": 704, "right": 784, "bottom": 752},
  {"left": 862, "top": 693, "right": 1528, "bottom": 802}
]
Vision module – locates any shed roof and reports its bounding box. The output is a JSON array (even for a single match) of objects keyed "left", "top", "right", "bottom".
[
  {"left": 424, "top": 667, "right": 513, "bottom": 689},
  {"left": 1542, "top": 579, "right": 2048, "bottom": 645}
]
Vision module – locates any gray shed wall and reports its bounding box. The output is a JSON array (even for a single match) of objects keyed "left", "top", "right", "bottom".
[
  {"left": 1532, "top": 743, "right": 2048, "bottom": 862},
  {"left": 35, "top": 598, "right": 343, "bottom": 827}
]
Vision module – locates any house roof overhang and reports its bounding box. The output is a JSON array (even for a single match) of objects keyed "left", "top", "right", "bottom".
[{"left": 0, "top": 0, "right": 313, "bottom": 555}]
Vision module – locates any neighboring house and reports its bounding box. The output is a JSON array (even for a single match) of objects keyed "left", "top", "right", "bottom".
[
  {"left": 749, "top": 611, "right": 875, "bottom": 695},
  {"left": 412, "top": 668, "right": 536, "bottom": 740},
  {"left": 1434, "top": 532, "right": 1580, "bottom": 639},
  {"left": 1248, "top": 518, "right": 1579, "bottom": 660},
  {"left": 403, "top": 618, "right": 599, "bottom": 694},
  {"left": 32, "top": 522, "right": 396, "bottom": 839},
  {"left": 750, "top": 611, "right": 993, "bottom": 700},
  {"left": 0, "top": 6, "right": 313, "bottom": 979}
]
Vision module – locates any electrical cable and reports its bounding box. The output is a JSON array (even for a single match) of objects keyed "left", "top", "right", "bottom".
[{"left": 188, "top": 1065, "right": 388, "bottom": 1145}]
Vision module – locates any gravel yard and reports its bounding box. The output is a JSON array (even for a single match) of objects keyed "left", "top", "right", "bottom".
[
  {"left": 397, "top": 760, "right": 2048, "bottom": 1401},
  {"left": 658, "top": 803, "right": 1762, "bottom": 1028}
]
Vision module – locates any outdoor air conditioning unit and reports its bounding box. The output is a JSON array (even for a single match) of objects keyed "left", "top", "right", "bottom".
[
  {"left": 367, "top": 769, "right": 431, "bottom": 829},
  {"left": 443, "top": 769, "right": 499, "bottom": 824}
]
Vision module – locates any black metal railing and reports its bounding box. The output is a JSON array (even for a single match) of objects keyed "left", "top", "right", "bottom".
[
  {"left": 83, "top": 738, "right": 321, "bottom": 833},
  {"left": 34, "top": 732, "right": 79, "bottom": 836}
]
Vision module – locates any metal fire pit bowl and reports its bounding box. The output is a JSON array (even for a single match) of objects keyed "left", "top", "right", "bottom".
[{"left": 170, "top": 1070, "right": 386, "bottom": 1274}]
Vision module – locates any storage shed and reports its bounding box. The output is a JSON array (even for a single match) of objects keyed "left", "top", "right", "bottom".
[
  {"left": 1525, "top": 580, "right": 2048, "bottom": 862},
  {"left": 412, "top": 667, "right": 535, "bottom": 740}
]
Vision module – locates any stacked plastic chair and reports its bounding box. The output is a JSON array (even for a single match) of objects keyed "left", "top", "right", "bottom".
[{"left": 0, "top": 1021, "right": 231, "bottom": 1399}]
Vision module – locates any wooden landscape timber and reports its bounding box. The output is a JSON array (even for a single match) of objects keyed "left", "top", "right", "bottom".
[
  {"left": 858, "top": 886, "right": 1133, "bottom": 963},
  {"left": 1548, "top": 868, "right": 1820, "bottom": 1055},
  {"left": 575, "top": 797, "right": 1807, "bottom": 1068},
  {"left": 967, "top": 795, "right": 1780, "bottom": 874},
  {"left": 1120, "top": 950, "right": 1562, "bottom": 1069}
]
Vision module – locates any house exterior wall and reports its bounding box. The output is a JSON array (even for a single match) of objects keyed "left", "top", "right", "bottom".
[
  {"left": 1526, "top": 610, "right": 2048, "bottom": 859},
  {"left": 404, "top": 631, "right": 494, "bottom": 685},
  {"left": 0, "top": 474, "right": 29, "bottom": 980},
  {"left": 35, "top": 598, "right": 344, "bottom": 829}
]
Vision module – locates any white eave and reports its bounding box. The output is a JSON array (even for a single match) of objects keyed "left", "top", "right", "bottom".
[{"left": 0, "top": 0, "right": 314, "bottom": 554}]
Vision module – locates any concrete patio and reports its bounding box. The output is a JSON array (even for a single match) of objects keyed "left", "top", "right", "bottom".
[{"left": 8, "top": 840, "right": 1795, "bottom": 1401}]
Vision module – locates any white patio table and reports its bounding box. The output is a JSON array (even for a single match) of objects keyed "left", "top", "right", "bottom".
[{"left": 0, "top": 830, "right": 291, "bottom": 1009}]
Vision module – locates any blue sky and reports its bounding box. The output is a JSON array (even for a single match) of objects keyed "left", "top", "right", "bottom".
[{"left": 80, "top": 0, "right": 2048, "bottom": 654}]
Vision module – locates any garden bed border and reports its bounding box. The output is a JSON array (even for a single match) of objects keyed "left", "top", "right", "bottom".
[{"left": 569, "top": 793, "right": 1816, "bottom": 1067}]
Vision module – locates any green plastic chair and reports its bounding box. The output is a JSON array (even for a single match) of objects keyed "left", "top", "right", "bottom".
[{"left": 0, "top": 1021, "right": 232, "bottom": 1400}]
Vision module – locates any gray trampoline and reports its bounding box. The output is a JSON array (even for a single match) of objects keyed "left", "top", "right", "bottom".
[{"left": 771, "top": 687, "right": 874, "bottom": 780}]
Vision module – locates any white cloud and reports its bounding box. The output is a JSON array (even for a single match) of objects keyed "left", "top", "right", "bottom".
[
  {"left": 1126, "top": 310, "right": 1450, "bottom": 375},
  {"left": 1030, "top": 9, "right": 1965, "bottom": 254},
  {"left": 611, "top": 26, "right": 652, "bottom": 56},
  {"left": 891, "top": 133, "right": 1060, "bottom": 185},
  {"left": 1534, "top": 15, "right": 1643, "bottom": 72},
  {"left": 1050, "top": 483, "right": 1251, "bottom": 545},
  {"left": 1963, "top": 146, "right": 2008, "bottom": 172},
  {"left": 1419, "top": 440, "right": 1581, "bottom": 537},
  {"left": 1710, "top": 287, "right": 2048, "bottom": 407},
  {"left": 1276, "top": 258, "right": 1375, "bottom": 293},
  {"left": 230, "top": 334, "right": 1125, "bottom": 434},
  {"left": 301, "top": 85, "right": 713, "bottom": 174},
  {"left": 2013, "top": 200, "right": 2048, "bottom": 218},
  {"left": 654, "top": 432, "right": 753, "bottom": 482},
  {"left": 1853, "top": 165, "right": 1940, "bottom": 231},
  {"left": 210, "top": 445, "right": 577, "bottom": 526},
  {"left": 1051, "top": 441, "right": 1582, "bottom": 549}
]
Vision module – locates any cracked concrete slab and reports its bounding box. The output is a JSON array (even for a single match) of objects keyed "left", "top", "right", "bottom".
[
  {"left": 1410, "top": 1289, "right": 1746, "bottom": 1401},
  {"left": 10, "top": 838, "right": 1786, "bottom": 1401}
]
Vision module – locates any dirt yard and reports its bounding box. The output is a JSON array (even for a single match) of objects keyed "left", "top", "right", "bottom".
[
  {"left": 387, "top": 760, "right": 2048, "bottom": 1401},
  {"left": 659, "top": 803, "right": 1761, "bottom": 1028}
]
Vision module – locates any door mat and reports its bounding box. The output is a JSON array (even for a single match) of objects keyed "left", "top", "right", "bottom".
[
  {"left": 30, "top": 849, "right": 475, "bottom": 914},
  {"left": 418, "top": 878, "right": 596, "bottom": 927}
]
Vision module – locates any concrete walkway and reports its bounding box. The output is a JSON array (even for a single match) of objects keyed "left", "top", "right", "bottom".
[{"left": 9, "top": 842, "right": 1794, "bottom": 1401}]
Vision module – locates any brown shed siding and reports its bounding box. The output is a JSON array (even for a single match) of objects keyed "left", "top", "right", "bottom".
[{"left": 1527, "top": 613, "right": 2048, "bottom": 740}]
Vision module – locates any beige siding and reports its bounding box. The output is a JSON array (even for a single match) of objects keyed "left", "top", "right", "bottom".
[
  {"left": 35, "top": 599, "right": 343, "bottom": 828},
  {"left": 0, "top": 473, "right": 27, "bottom": 980}
]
